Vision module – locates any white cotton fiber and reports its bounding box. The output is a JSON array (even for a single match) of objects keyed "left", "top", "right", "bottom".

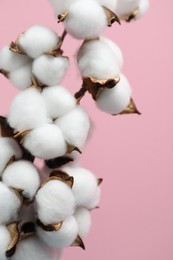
[
  {"left": 0, "top": 182, "right": 21, "bottom": 224},
  {"left": 74, "top": 207, "right": 91, "bottom": 238},
  {"left": 136, "top": 0, "right": 149, "bottom": 19},
  {"left": 8, "top": 88, "right": 49, "bottom": 131},
  {"left": 64, "top": 0, "right": 107, "bottom": 39},
  {"left": 0, "top": 225, "right": 11, "bottom": 260},
  {"left": 2, "top": 160, "right": 40, "bottom": 200},
  {"left": 96, "top": 74, "right": 132, "bottom": 114},
  {"left": 77, "top": 40, "right": 120, "bottom": 79},
  {"left": 23, "top": 124, "right": 67, "bottom": 160},
  {"left": 49, "top": 0, "right": 77, "bottom": 15},
  {"left": 37, "top": 216, "right": 78, "bottom": 248},
  {"left": 42, "top": 86, "right": 76, "bottom": 119},
  {"left": 35, "top": 180, "right": 76, "bottom": 224},
  {"left": 18, "top": 26, "right": 59, "bottom": 58},
  {"left": 96, "top": 0, "right": 117, "bottom": 11},
  {"left": 0, "top": 137, "right": 22, "bottom": 175},
  {"left": 115, "top": 0, "right": 140, "bottom": 17},
  {"left": 9, "top": 62, "right": 32, "bottom": 90},
  {"left": 0, "top": 45, "right": 30, "bottom": 72},
  {"left": 32, "top": 55, "right": 69, "bottom": 86},
  {"left": 55, "top": 106, "right": 90, "bottom": 149}
]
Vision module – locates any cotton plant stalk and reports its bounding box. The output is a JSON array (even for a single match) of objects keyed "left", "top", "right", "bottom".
[{"left": 0, "top": 0, "right": 149, "bottom": 259}]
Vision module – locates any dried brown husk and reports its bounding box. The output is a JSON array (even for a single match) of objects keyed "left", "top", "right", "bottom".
[
  {"left": 0, "top": 116, "right": 14, "bottom": 138},
  {"left": 119, "top": 98, "right": 141, "bottom": 115},
  {"left": 49, "top": 170, "right": 74, "bottom": 188},
  {"left": 120, "top": 7, "right": 139, "bottom": 22},
  {"left": 45, "top": 156, "right": 74, "bottom": 169},
  {"left": 37, "top": 218, "right": 63, "bottom": 232},
  {"left": 71, "top": 235, "right": 85, "bottom": 250},
  {"left": 20, "top": 222, "right": 36, "bottom": 240},
  {"left": 9, "top": 34, "right": 25, "bottom": 55},
  {"left": 67, "top": 144, "right": 82, "bottom": 154},
  {"left": 6, "top": 222, "right": 20, "bottom": 258},
  {"left": 98, "top": 178, "right": 103, "bottom": 186},
  {"left": 102, "top": 6, "right": 121, "bottom": 26},
  {"left": 58, "top": 11, "right": 69, "bottom": 23}
]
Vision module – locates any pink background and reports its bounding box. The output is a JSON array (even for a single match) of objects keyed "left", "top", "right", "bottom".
[{"left": 0, "top": 1, "right": 172, "bottom": 260}]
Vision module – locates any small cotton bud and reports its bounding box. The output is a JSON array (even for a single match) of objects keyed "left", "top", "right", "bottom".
[
  {"left": 96, "top": 74, "right": 132, "bottom": 114},
  {"left": 96, "top": 0, "right": 117, "bottom": 11},
  {"left": 74, "top": 208, "right": 91, "bottom": 238},
  {"left": 0, "top": 225, "right": 11, "bottom": 260},
  {"left": 0, "top": 137, "right": 22, "bottom": 175},
  {"left": 8, "top": 88, "right": 50, "bottom": 132},
  {"left": 55, "top": 106, "right": 90, "bottom": 149},
  {"left": 2, "top": 160, "right": 40, "bottom": 200},
  {"left": 42, "top": 86, "right": 76, "bottom": 119},
  {"left": 64, "top": 0, "right": 107, "bottom": 39},
  {"left": 35, "top": 180, "right": 76, "bottom": 224},
  {"left": 0, "top": 46, "right": 30, "bottom": 72},
  {"left": 37, "top": 216, "right": 78, "bottom": 248},
  {"left": 32, "top": 55, "right": 69, "bottom": 86},
  {"left": 116, "top": 0, "right": 140, "bottom": 17},
  {"left": 23, "top": 124, "right": 67, "bottom": 160},
  {"left": 18, "top": 26, "right": 59, "bottom": 58},
  {"left": 0, "top": 182, "right": 21, "bottom": 224}
]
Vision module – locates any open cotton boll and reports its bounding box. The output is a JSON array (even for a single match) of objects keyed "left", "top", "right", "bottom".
[
  {"left": 9, "top": 62, "right": 32, "bottom": 90},
  {"left": 37, "top": 216, "right": 78, "bottom": 248},
  {"left": 55, "top": 106, "right": 90, "bottom": 149},
  {"left": 8, "top": 88, "right": 49, "bottom": 131},
  {"left": 42, "top": 86, "right": 76, "bottom": 119},
  {"left": 0, "top": 182, "right": 21, "bottom": 224},
  {"left": 115, "top": 0, "right": 140, "bottom": 17},
  {"left": 136, "top": 0, "right": 149, "bottom": 19},
  {"left": 35, "top": 180, "right": 75, "bottom": 224},
  {"left": 0, "top": 137, "right": 22, "bottom": 175},
  {"left": 2, "top": 160, "right": 40, "bottom": 200},
  {"left": 0, "top": 225, "right": 11, "bottom": 260},
  {"left": 23, "top": 124, "right": 67, "bottom": 160},
  {"left": 0, "top": 45, "right": 30, "bottom": 72},
  {"left": 74, "top": 208, "right": 91, "bottom": 238},
  {"left": 96, "top": 0, "right": 117, "bottom": 11},
  {"left": 32, "top": 55, "right": 69, "bottom": 86},
  {"left": 18, "top": 26, "right": 59, "bottom": 58},
  {"left": 64, "top": 0, "right": 107, "bottom": 39},
  {"left": 96, "top": 74, "right": 132, "bottom": 114}
]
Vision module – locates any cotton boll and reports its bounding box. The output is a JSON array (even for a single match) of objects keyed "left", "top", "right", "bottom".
[
  {"left": 116, "top": 0, "right": 140, "bottom": 17},
  {"left": 64, "top": 0, "right": 107, "bottom": 39},
  {"left": 74, "top": 208, "right": 91, "bottom": 238},
  {"left": 42, "top": 86, "right": 76, "bottom": 119},
  {"left": 23, "top": 124, "right": 67, "bottom": 160},
  {"left": 0, "top": 182, "right": 21, "bottom": 224},
  {"left": 9, "top": 62, "right": 32, "bottom": 90},
  {"left": 55, "top": 106, "right": 90, "bottom": 149},
  {"left": 96, "top": 0, "right": 117, "bottom": 11},
  {"left": 0, "top": 46, "right": 30, "bottom": 72},
  {"left": 18, "top": 26, "right": 59, "bottom": 58},
  {"left": 0, "top": 225, "right": 11, "bottom": 260},
  {"left": 2, "top": 160, "right": 40, "bottom": 200},
  {"left": 136, "top": 0, "right": 149, "bottom": 19},
  {"left": 37, "top": 216, "right": 78, "bottom": 248},
  {"left": 8, "top": 88, "right": 49, "bottom": 131},
  {"left": 49, "top": 0, "right": 77, "bottom": 15},
  {"left": 0, "top": 137, "right": 22, "bottom": 175},
  {"left": 96, "top": 74, "right": 132, "bottom": 114},
  {"left": 35, "top": 180, "right": 75, "bottom": 224}
]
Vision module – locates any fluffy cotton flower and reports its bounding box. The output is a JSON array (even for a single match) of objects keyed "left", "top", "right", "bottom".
[
  {"left": 23, "top": 124, "right": 67, "bottom": 160},
  {"left": 2, "top": 160, "right": 40, "bottom": 200},
  {"left": 55, "top": 106, "right": 90, "bottom": 149},
  {"left": 96, "top": 0, "right": 117, "bottom": 11},
  {"left": 32, "top": 55, "right": 69, "bottom": 86},
  {"left": 96, "top": 73, "right": 132, "bottom": 114},
  {"left": 0, "top": 137, "right": 22, "bottom": 175},
  {"left": 74, "top": 208, "right": 91, "bottom": 238},
  {"left": 18, "top": 26, "right": 59, "bottom": 58},
  {"left": 8, "top": 88, "right": 50, "bottom": 131},
  {"left": 42, "top": 86, "right": 76, "bottom": 119},
  {"left": 37, "top": 216, "right": 78, "bottom": 248},
  {"left": 0, "top": 46, "right": 30, "bottom": 72},
  {"left": 115, "top": 0, "right": 140, "bottom": 17},
  {"left": 0, "top": 182, "right": 21, "bottom": 224},
  {"left": 9, "top": 62, "right": 32, "bottom": 90},
  {"left": 0, "top": 225, "right": 11, "bottom": 260},
  {"left": 64, "top": 0, "right": 107, "bottom": 39},
  {"left": 35, "top": 180, "right": 76, "bottom": 224}
]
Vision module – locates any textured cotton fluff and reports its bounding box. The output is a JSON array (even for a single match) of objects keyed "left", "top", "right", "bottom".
[
  {"left": 74, "top": 207, "right": 91, "bottom": 238},
  {"left": 96, "top": 0, "right": 117, "bottom": 11},
  {"left": 96, "top": 74, "right": 132, "bottom": 114},
  {"left": 37, "top": 216, "right": 78, "bottom": 248},
  {"left": 0, "top": 225, "right": 11, "bottom": 260},
  {"left": 2, "top": 160, "right": 40, "bottom": 200},
  {"left": 49, "top": 0, "right": 77, "bottom": 15},
  {"left": 8, "top": 88, "right": 49, "bottom": 131},
  {"left": 55, "top": 106, "right": 90, "bottom": 149},
  {"left": 0, "top": 137, "right": 22, "bottom": 175},
  {"left": 64, "top": 0, "right": 107, "bottom": 39},
  {"left": 23, "top": 124, "right": 67, "bottom": 160},
  {"left": 115, "top": 0, "right": 140, "bottom": 16},
  {"left": 18, "top": 26, "right": 59, "bottom": 58},
  {"left": 35, "top": 180, "right": 76, "bottom": 224},
  {"left": 9, "top": 62, "right": 32, "bottom": 90},
  {"left": 0, "top": 182, "right": 21, "bottom": 224},
  {"left": 0, "top": 46, "right": 30, "bottom": 72},
  {"left": 77, "top": 40, "right": 120, "bottom": 79},
  {"left": 32, "top": 55, "right": 69, "bottom": 86}
]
